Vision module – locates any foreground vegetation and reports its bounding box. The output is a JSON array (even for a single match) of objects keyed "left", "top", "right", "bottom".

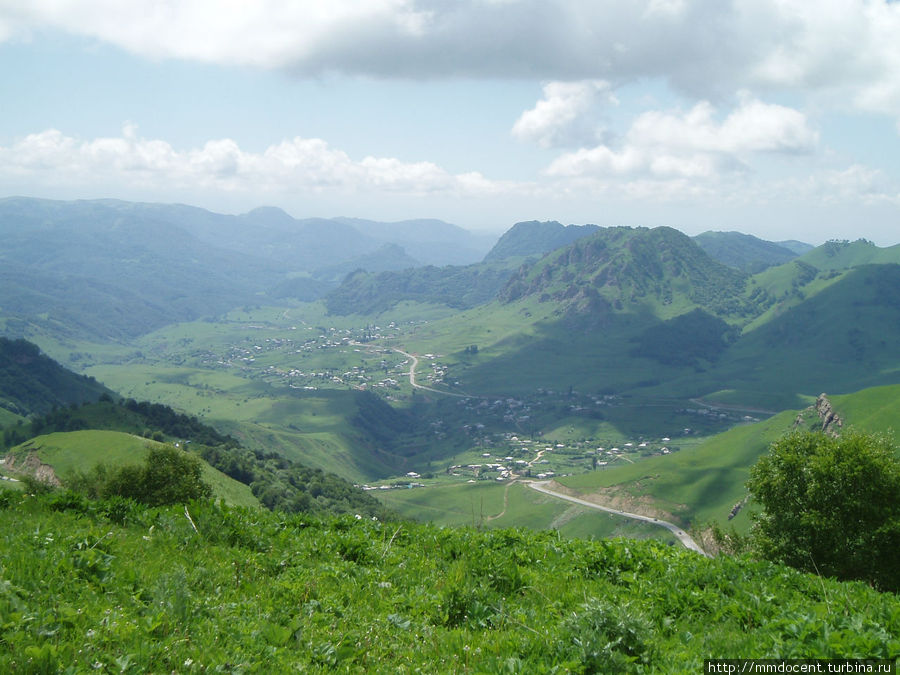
[{"left": 1, "top": 491, "right": 898, "bottom": 673}]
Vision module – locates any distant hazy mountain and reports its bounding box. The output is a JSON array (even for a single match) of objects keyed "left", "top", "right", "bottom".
[
  {"left": 324, "top": 262, "right": 516, "bottom": 315},
  {"left": 777, "top": 240, "right": 815, "bottom": 256},
  {"left": 483, "top": 220, "right": 600, "bottom": 262},
  {"left": 311, "top": 243, "right": 422, "bottom": 286},
  {"left": 334, "top": 217, "right": 495, "bottom": 266},
  {"left": 693, "top": 231, "right": 801, "bottom": 273},
  {"left": 0, "top": 197, "right": 498, "bottom": 341}
]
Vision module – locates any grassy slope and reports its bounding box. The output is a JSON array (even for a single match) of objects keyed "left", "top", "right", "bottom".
[
  {"left": 8, "top": 430, "right": 259, "bottom": 508},
  {"left": 800, "top": 239, "right": 900, "bottom": 270},
  {"left": 557, "top": 384, "right": 900, "bottom": 532},
  {"left": 86, "top": 362, "right": 397, "bottom": 482},
  {"left": 0, "top": 407, "right": 23, "bottom": 427},
  {"left": 375, "top": 480, "right": 680, "bottom": 543},
  {"left": 1, "top": 496, "right": 897, "bottom": 672}
]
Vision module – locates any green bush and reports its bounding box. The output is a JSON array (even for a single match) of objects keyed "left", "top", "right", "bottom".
[
  {"left": 67, "top": 445, "right": 212, "bottom": 507},
  {"left": 747, "top": 430, "right": 900, "bottom": 591}
]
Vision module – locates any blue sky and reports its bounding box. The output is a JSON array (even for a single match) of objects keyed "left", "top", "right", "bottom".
[{"left": 2, "top": 1, "right": 900, "bottom": 245}]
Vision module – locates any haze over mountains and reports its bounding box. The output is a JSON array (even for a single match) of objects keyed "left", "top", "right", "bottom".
[{"left": 0, "top": 197, "right": 492, "bottom": 341}]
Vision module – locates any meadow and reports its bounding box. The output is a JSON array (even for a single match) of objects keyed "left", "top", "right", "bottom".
[{"left": 1, "top": 490, "right": 897, "bottom": 673}]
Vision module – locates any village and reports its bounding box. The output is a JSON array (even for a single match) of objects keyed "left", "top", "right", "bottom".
[{"left": 360, "top": 430, "right": 684, "bottom": 493}]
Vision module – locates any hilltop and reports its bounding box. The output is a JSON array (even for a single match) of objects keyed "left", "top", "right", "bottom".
[{"left": 483, "top": 219, "right": 600, "bottom": 262}]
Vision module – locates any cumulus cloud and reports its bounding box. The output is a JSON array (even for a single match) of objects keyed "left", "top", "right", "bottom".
[
  {"left": 546, "top": 96, "right": 818, "bottom": 179},
  {"left": 511, "top": 80, "right": 614, "bottom": 148},
  {"left": 0, "top": 126, "right": 511, "bottom": 198},
  {"left": 1, "top": 1, "right": 898, "bottom": 118}
]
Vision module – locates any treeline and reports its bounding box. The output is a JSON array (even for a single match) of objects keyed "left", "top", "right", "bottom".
[
  {"left": 0, "top": 337, "right": 109, "bottom": 416},
  {"left": 2, "top": 396, "right": 392, "bottom": 520}
]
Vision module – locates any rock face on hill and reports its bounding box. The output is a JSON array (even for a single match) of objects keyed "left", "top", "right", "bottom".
[
  {"left": 794, "top": 393, "right": 844, "bottom": 436},
  {"left": 1, "top": 451, "right": 61, "bottom": 486},
  {"left": 814, "top": 393, "right": 844, "bottom": 435}
]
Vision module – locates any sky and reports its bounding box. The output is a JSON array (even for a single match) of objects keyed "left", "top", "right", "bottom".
[{"left": 1, "top": 1, "right": 900, "bottom": 245}]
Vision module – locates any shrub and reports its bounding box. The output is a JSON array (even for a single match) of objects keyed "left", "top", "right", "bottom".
[
  {"left": 747, "top": 430, "right": 900, "bottom": 591},
  {"left": 66, "top": 446, "right": 212, "bottom": 508}
]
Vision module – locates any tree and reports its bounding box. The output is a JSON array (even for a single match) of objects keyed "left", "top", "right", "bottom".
[
  {"left": 71, "top": 445, "right": 212, "bottom": 507},
  {"left": 747, "top": 430, "right": 900, "bottom": 591}
]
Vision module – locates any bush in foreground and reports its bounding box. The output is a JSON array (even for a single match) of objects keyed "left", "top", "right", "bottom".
[{"left": 748, "top": 429, "right": 900, "bottom": 591}]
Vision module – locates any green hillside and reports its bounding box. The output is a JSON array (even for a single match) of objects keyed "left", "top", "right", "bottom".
[
  {"left": 694, "top": 230, "right": 800, "bottom": 273},
  {"left": 324, "top": 261, "right": 516, "bottom": 315},
  {"left": 698, "top": 264, "right": 900, "bottom": 408},
  {"left": 497, "top": 225, "right": 751, "bottom": 319},
  {"left": 482, "top": 219, "right": 599, "bottom": 262},
  {"left": 1, "top": 493, "right": 897, "bottom": 672},
  {"left": 557, "top": 384, "right": 900, "bottom": 533},
  {"left": 5, "top": 430, "right": 259, "bottom": 508},
  {"left": 0, "top": 337, "right": 110, "bottom": 415},
  {"left": 799, "top": 238, "right": 900, "bottom": 270}
]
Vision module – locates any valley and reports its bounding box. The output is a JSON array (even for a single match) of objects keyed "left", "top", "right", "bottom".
[{"left": 3, "top": 199, "right": 899, "bottom": 546}]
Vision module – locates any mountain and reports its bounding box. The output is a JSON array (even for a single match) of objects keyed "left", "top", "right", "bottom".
[
  {"left": 334, "top": 217, "right": 495, "bottom": 266},
  {"left": 483, "top": 220, "right": 600, "bottom": 262},
  {"left": 778, "top": 239, "right": 816, "bottom": 256},
  {"left": 704, "top": 263, "right": 900, "bottom": 404},
  {"left": 0, "top": 198, "right": 279, "bottom": 341},
  {"left": 797, "top": 238, "right": 900, "bottom": 270},
  {"left": 693, "top": 230, "right": 801, "bottom": 273},
  {"left": 497, "top": 225, "right": 750, "bottom": 319},
  {"left": 0, "top": 337, "right": 110, "bottom": 416},
  {"left": 0, "top": 197, "right": 498, "bottom": 342},
  {"left": 311, "top": 243, "right": 422, "bottom": 286},
  {"left": 403, "top": 229, "right": 900, "bottom": 413},
  {"left": 324, "top": 261, "right": 517, "bottom": 315}
]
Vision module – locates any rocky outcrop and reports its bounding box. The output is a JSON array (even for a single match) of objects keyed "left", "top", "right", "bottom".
[
  {"left": 793, "top": 393, "right": 843, "bottom": 436},
  {"left": 815, "top": 393, "right": 844, "bottom": 436},
  {"left": 1, "top": 452, "right": 61, "bottom": 487}
]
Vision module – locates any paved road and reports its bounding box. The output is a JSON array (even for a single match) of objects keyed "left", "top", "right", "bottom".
[{"left": 526, "top": 480, "right": 709, "bottom": 556}]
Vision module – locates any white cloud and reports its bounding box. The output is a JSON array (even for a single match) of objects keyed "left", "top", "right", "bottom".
[
  {"left": 546, "top": 96, "right": 818, "bottom": 179},
  {"left": 0, "top": 0, "right": 897, "bottom": 119},
  {"left": 0, "top": 126, "right": 512, "bottom": 198},
  {"left": 511, "top": 80, "right": 613, "bottom": 148},
  {"left": 805, "top": 164, "right": 900, "bottom": 205}
]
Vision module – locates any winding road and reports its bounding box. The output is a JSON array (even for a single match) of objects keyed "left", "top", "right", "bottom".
[
  {"left": 390, "top": 347, "right": 469, "bottom": 398},
  {"left": 525, "top": 480, "right": 709, "bottom": 556}
]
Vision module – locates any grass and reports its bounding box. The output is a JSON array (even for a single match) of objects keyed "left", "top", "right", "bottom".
[
  {"left": 375, "top": 480, "right": 681, "bottom": 544},
  {"left": 558, "top": 410, "right": 797, "bottom": 531},
  {"left": 8, "top": 430, "right": 259, "bottom": 508},
  {"left": 556, "top": 383, "right": 900, "bottom": 533},
  {"left": 1, "top": 493, "right": 897, "bottom": 672}
]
